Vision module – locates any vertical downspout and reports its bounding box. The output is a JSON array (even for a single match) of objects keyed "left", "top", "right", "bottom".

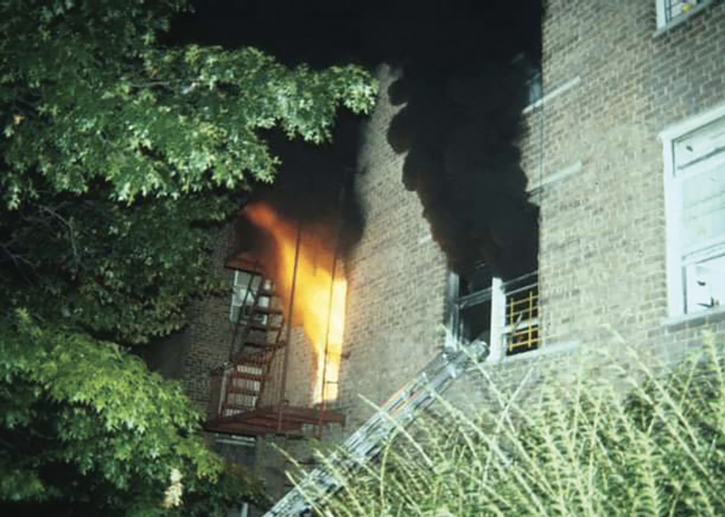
[
  {"left": 317, "top": 177, "right": 348, "bottom": 436},
  {"left": 277, "top": 219, "right": 303, "bottom": 433},
  {"left": 317, "top": 240, "right": 340, "bottom": 437}
]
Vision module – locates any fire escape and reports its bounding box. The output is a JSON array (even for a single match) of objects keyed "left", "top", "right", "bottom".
[{"left": 205, "top": 257, "right": 344, "bottom": 437}]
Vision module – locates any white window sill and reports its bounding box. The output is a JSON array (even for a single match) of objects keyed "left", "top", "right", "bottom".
[
  {"left": 477, "top": 340, "right": 579, "bottom": 367},
  {"left": 663, "top": 305, "right": 725, "bottom": 327},
  {"left": 653, "top": 1, "right": 713, "bottom": 38}
]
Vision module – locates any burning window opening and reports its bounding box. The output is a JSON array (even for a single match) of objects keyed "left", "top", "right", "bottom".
[{"left": 450, "top": 265, "right": 539, "bottom": 359}]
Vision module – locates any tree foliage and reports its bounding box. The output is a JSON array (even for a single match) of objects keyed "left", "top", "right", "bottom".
[
  {"left": 0, "top": 0, "right": 377, "bottom": 514},
  {"left": 1, "top": 0, "right": 376, "bottom": 344},
  {"left": 1, "top": 0, "right": 376, "bottom": 207},
  {"left": 0, "top": 311, "right": 267, "bottom": 516}
]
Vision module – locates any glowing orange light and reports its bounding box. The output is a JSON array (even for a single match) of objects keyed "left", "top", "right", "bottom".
[{"left": 245, "top": 203, "right": 345, "bottom": 403}]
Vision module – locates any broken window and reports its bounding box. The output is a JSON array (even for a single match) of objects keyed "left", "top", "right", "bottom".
[
  {"left": 450, "top": 265, "right": 539, "bottom": 359},
  {"left": 663, "top": 107, "right": 725, "bottom": 316}
]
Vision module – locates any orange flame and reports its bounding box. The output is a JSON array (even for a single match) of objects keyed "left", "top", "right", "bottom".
[{"left": 245, "top": 202, "right": 344, "bottom": 403}]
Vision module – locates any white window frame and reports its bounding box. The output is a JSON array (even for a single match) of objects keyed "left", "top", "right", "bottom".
[
  {"left": 447, "top": 270, "right": 538, "bottom": 361},
  {"left": 661, "top": 102, "right": 725, "bottom": 317},
  {"left": 229, "top": 270, "right": 263, "bottom": 323},
  {"left": 656, "top": 0, "right": 711, "bottom": 30}
]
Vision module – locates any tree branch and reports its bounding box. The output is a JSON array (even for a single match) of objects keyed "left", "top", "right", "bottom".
[{"left": 36, "top": 205, "right": 80, "bottom": 268}]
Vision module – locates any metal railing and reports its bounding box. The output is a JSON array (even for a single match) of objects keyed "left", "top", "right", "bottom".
[
  {"left": 502, "top": 272, "right": 539, "bottom": 355},
  {"left": 664, "top": 0, "right": 700, "bottom": 24}
]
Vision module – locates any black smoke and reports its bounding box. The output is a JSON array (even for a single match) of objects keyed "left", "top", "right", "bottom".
[
  {"left": 171, "top": 1, "right": 544, "bottom": 277},
  {"left": 387, "top": 60, "right": 539, "bottom": 279},
  {"left": 377, "top": 2, "right": 544, "bottom": 280}
]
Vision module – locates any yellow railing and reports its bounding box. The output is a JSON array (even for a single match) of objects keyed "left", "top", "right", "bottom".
[{"left": 503, "top": 276, "right": 539, "bottom": 355}]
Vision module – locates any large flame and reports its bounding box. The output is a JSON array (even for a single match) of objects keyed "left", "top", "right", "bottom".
[{"left": 245, "top": 202, "right": 344, "bottom": 403}]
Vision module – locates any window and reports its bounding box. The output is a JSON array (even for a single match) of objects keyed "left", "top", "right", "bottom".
[
  {"left": 449, "top": 265, "right": 539, "bottom": 360},
  {"left": 663, "top": 106, "right": 725, "bottom": 316},
  {"left": 656, "top": 0, "right": 707, "bottom": 28},
  {"left": 229, "top": 270, "right": 264, "bottom": 323},
  {"left": 528, "top": 69, "right": 543, "bottom": 106},
  {"left": 501, "top": 272, "right": 540, "bottom": 356}
]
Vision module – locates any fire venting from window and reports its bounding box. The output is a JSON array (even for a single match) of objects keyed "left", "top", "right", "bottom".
[{"left": 245, "top": 202, "right": 345, "bottom": 404}]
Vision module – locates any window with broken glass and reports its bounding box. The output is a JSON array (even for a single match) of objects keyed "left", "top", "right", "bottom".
[
  {"left": 450, "top": 265, "right": 539, "bottom": 359},
  {"left": 665, "top": 112, "right": 725, "bottom": 316}
]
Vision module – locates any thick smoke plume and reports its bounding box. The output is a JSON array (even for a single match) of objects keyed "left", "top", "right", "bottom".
[
  {"left": 387, "top": 61, "right": 539, "bottom": 279},
  {"left": 374, "top": 1, "right": 544, "bottom": 280},
  {"left": 178, "top": 1, "right": 544, "bottom": 277}
]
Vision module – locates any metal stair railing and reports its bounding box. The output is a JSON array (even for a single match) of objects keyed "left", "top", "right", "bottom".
[{"left": 262, "top": 340, "right": 489, "bottom": 517}]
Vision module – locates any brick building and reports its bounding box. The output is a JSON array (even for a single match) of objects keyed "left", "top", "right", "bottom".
[{"left": 155, "top": 0, "right": 725, "bottom": 508}]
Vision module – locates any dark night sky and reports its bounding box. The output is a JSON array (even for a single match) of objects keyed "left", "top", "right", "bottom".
[
  {"left": 171, "top": 1, "right": 544, "bottom": 278},
  {"left": 172, "top": 0, "right": 542, "bottom": 67}
]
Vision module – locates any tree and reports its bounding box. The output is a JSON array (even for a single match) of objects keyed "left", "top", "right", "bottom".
[
  {"left": 0, "top": 311, "right": 267, "bottom": 517},
  {"left": 0, "top": 1, "right": 377, "bottom": 514},
  {"left": 0, "top": 0, "right": 376, "bottom": 341}
]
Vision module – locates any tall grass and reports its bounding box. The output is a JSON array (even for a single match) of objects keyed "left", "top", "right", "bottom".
[{"left": 302, "top": 336, "right": 724, "bottom": 517}]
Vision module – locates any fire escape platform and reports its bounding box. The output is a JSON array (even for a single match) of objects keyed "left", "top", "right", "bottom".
[
  {"left": 225, "top": 251, "right": 264, "bottom": 274},
  {"left": 205, "top": 405, "right": 345, "bottom": 437}
]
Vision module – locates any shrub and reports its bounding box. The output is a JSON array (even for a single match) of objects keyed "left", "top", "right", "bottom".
[{"left": 307, "top": 336, "right": 724, "bottom": 517}]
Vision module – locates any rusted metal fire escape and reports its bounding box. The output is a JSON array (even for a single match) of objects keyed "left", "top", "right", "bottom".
[{"left": 205, "top": 258, "right": 344, "bottom": 437}]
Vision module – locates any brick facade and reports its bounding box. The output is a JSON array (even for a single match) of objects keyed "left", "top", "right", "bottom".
[
  {"left": 338, "top": 65, "right": 449, "bottom": 429},
  {"left": 529, "top": 0, "right": 725, "bottom": 363},
  {"left": 183, "top": 224, "right": 238, "bottom": 415},
  {"left": 171, "top": 0, "right": 725, "bottom": 507}
]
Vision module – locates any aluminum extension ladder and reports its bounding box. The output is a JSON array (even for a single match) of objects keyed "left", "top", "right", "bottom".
[{"left": 262, "top": 340, "right": 488, "bottom": 517}]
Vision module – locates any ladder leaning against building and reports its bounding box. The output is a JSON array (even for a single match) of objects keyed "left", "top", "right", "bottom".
[{"left": 262, "top": 339, "right": 488, "bottom": 517}]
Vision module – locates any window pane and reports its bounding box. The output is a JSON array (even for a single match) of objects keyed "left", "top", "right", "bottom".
[
  {"left": 674, "top": 114, "right": 725, "bottom": 172},
  {"left": 459, "top": 300, "right": 492, "bottom": 344},
  {"left": 685, "top": 254, "right": 725, "bottom": 312},
  {"left": 664, "top": 0, "right": 701, "bottom": 24},
  {"left": 681, "top": 165, "right": 725, "bottom": 252},
  {"left": 230, "top": 271, "right": 263, "bottom": 322}
]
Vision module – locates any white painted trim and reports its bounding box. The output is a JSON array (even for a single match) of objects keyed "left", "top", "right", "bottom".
[
  {"left": 663, "top": 138, "right": 684, "bottom": 316},
  {"left": 662, "top": 304, "right": 725, "bottom": 326},
  {"left": 662, "top": 101, "right": 725, "bottom": 317},
  {"left": 659, "top": 100, "right": 725, "bottom": 141},
  {"left": 473, "top": 340, "right": 579, "bottom": 368},
  {"left": 655, "top": 0, "right": 667, "bottom": 28},
  {"left": 489, "top": 277, "right": 506, "bottom": 362},
  {"left": 501, "top": 340, "right": 579, "bottom": 363},
  {"left": 527, "top": 161, "right": 583, "bottom": 192},
  {"left": 522, "top": 76, "right": 581, "bottom": 115}
]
